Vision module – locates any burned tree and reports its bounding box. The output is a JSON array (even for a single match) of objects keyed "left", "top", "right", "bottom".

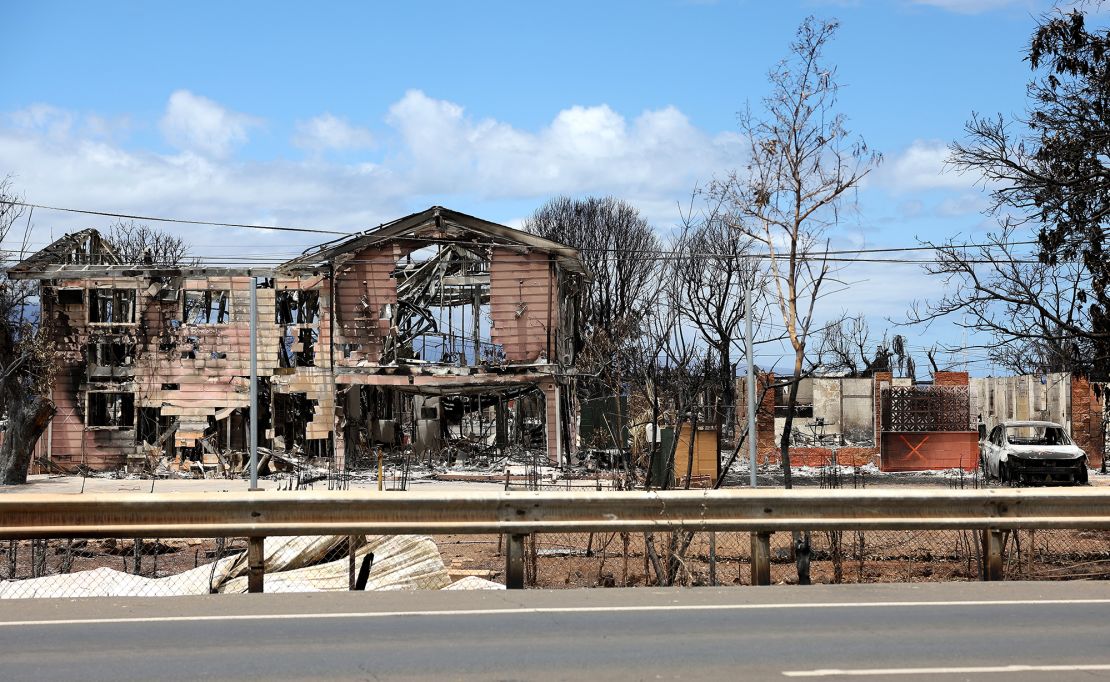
[
  {"left": 711, "top": 17, "right": 879, "bottom": 485},
  {"left": 671, "top": 198, "right": 763, "bottom": 445},
  {"left": 524, "top": 196, "right": 659, "bottom": 459},
  {"left": 709, "top": 17, "right": 879, "bottom": 583},
  {"left": 816, "top": 314, "right": 915, "bottom": 379},
  {"left": 940, "top": 7, "right": 1110, "bottom": 376},
  {"left": 0, "top": 180, "right": 56, "bottom": 484},
  {"left": 910, "top": 224, "right": 1098, "bottom": 375},
  {"left": 105, "top": 220, "right": 192, "bottom": 266}
]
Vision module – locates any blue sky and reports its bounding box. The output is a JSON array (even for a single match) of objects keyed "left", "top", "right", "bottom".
[{"left": 0, "top": 0, "right": 1073, "bottom": 373}]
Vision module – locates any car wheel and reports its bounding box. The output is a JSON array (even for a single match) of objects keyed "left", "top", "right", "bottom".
[
  {"left": 979, "top": 455, "right": 989, "bottom": 480},
  {"left": 1077, "top": 466, "right": 1089, "bottom": 485},
  {"left": 998, "top": 461, "right": 1008, "bottom": 485}
]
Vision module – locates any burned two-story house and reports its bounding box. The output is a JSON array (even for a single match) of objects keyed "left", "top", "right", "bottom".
[{"left": 10, "top": 207, "right": 586, "bottom": 474}]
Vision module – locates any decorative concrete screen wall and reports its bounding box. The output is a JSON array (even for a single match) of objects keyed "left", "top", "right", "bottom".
[{"left": 880, "top": 376, "right": 978, "bottom": 471}]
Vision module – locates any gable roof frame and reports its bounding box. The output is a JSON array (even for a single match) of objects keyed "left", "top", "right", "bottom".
[
  {"left": 7, "top": 228, "right": 123, "bottom": 279},
  {"left": 279, "top": 206, "right": 587, "bottom": 276}
]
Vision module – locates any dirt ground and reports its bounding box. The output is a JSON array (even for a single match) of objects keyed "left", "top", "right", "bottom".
[{"left": 433, "top": 527, "right": 1110, "bottom": 588}]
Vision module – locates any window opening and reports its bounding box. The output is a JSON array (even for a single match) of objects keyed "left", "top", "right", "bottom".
[
  {"left": 87, "top": 392, "right": 135, "bottom": 428},
  {"left": 183, "top": 290, "right": 230, "bottom": 325},
  {"left": 275, "top": 289, "right": 319, "bottom": 325},
  {"left": 56, "top": 288, "right": 84, "bottom": 306},
  {"left": 88, "top": 289, "right": 135, "bottom": 324}
]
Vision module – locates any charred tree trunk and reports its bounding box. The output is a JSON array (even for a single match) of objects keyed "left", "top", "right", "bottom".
[
  {"left": 719, "top": 344, "right": 735, "bottom": 446},
  {"left": 779, "top": 355, "right": 803, "bottom": 490},
  {"left": 778, "top": 351, "right": 811, "bottom": 585},
  {"left": 682, "top": 411, "right": 698, "bottom": 490},
  {"left": 0, "top": 395, "right": 55, "bottom": 485}
]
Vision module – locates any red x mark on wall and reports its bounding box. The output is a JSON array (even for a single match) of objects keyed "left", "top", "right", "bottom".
[{"left": 897, "top": 433, "right": 931, "bottom": 465}]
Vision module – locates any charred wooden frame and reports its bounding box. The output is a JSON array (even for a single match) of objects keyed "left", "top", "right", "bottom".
[{"left": 12, "top": 206, "right": 587, "bottom": 473}]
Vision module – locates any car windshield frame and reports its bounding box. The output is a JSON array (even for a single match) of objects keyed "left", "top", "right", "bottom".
[{"left": 1004, "top": 424, "right": 1073, "bottom": 446}]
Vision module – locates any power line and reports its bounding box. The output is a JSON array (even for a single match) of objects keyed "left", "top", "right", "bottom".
[
  {"left": 0, "top": 200, "right": 349, "bottom": 236},
  {"left": 0, "top": 243, "right": 1050, "bottom": 266},
  {"left": 1, "top": 198, "right": 1044, "bottom": 258}
]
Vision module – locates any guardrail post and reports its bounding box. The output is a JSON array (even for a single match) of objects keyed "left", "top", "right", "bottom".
[
  {"left": 505, "top": 533, "right": 525, "bottom": 589},
  {"left": 248, "top": 536, "right": 265, "bottom": 593},
  {"left": 982, "top": 528, "right": 1003, "bottom": 581},
  {"left": 750, "top": 531, "right": 771, "bottom": 586}
]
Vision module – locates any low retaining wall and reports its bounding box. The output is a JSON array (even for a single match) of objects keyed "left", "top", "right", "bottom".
[
  {"left": 757, "top": 447, "right": 878, "bottom": 468},
  {"left": 880, "top": 431, "right": 979, "bottom": 471}
]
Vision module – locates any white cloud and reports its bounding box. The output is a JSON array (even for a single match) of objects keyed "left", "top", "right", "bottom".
[
  {"left": 159, "top": 90, "right": 261, "bottom": 158},
  {"left": 0, "top": 125, "right": 399, "bottom": 258},
  {"left": 0, "top": 90, "right": 737, "bottom": 256},
  {"left": 384, "top": 89, "right": 740, "bottom": 201},
  {"left": 871, "top": 139, "right": 972, "bottom": 192},
  {"left": 293, "top": 113, "right": 374, "bottom": 152},
  {"left": 909, "top": 0, "right": 1035, "bottom": 14},
  {"left": 7, "top": 104, "right": 76, "bottom": 139}
]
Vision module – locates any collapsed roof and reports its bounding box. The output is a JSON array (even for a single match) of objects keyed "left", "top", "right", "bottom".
[
  {"left": 7, "top": 228, "right": 121, "bottom": 278},
  {"left": 279, "top": 206, "right": 587, "bottom": 276},
  {"left": 9, "top": 206, "right": 587, "bottom": 278}
]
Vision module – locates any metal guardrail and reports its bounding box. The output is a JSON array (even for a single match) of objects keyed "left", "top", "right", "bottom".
[{"left": 0, "top": 488, "right": 1107, "bottom": 589}]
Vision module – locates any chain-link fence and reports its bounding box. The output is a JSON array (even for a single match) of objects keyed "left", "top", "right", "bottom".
[
  {"left": 0, "top": 528, "right": 1105, "bottom": 598},
  {"left": 435, "top": 528, "right": 1110, "bottom": 588}
]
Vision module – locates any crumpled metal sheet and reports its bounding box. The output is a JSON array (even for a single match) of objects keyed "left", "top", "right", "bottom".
[{"left": 0, "top": 534, "right": 451, "bottom": 598}]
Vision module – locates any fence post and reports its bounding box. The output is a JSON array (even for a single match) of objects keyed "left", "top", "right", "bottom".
[
  {"left": 248, "top": 536, "right": 265, "bottom": 593},
  {"left": 348, "top": 535, "right": 357, "bottom": 590},
  {"left": 750, "top": 531, "right": 772, "bottom": 586},
  {"left": 709, "top": 532, "right": 717, "bottom": 586},
  {"left": 982, "top": 528, "right": 1003, "bottom": 581},
  {"left": 505, "top": 533, "right": 525, "bottom": 589}
]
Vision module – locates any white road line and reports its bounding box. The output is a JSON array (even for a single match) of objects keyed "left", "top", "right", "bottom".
[
  {"left": 0, "top": 597, "right": 1107, "bottom": 628},
  {"left": 782, "top": 663, "right": 1110, "bottom": 677}
]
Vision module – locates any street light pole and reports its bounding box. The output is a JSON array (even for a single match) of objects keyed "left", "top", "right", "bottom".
[
  {"left": 249, "top": 275, "right": 259, "bottom": 491},
  {"left": 746, "top": 279, "right": 757, "bottom": 488}
]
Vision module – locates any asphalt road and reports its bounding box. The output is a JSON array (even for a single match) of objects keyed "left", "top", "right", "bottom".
[{"left": 0, "top": 582, "right": 1107, "bottom": 681}]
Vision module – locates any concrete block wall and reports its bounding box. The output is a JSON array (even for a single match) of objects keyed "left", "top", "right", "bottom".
[{"left": 1071, "top": 376, "right": 1105, "bottom": 466}]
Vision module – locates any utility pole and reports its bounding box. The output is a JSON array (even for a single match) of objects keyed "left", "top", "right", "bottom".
[
  {"left": 746, "top": 279, "right": 757, "bottom": 488},
  {"left": 249, "top": 275, "right": 260, "bottom": 491}
]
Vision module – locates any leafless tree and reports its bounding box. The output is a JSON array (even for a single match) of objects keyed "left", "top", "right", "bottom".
[
  {"left": 815, "top": 315, "right": 919, "bottom": 379},
  {"left": 0, "top": 178, "right": 56, "bottom": 484},
  {"left": 631, "top": 271, "right": 725, "bottom": 585},
  {"left": 708, "top": 17, "right": 879, "bottom": 584},
  {"left": 105, "top": 220, "right": 192, "bottom": 265},
  {"left": 909, "top": 221, "right": 1097, "bottom": 375},
  {"left": 671, "top": 195, "right": 764, "bottom": 444},
  {"left": 710, "top": 17, "right": 880, "bottom": 486},
  {"left": 629, "top": 268, "right": 715, "bottom": 485},
  {"left": 524, "top": 196, "right": 661, "bottom": 453},
  {"left": 816, "top": 315, "right": 877, "bottom": 377}
]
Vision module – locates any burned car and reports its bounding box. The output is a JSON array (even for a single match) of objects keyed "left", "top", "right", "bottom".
[{"left": 980, "top": 420, "right": 1089, "bottom": 485}]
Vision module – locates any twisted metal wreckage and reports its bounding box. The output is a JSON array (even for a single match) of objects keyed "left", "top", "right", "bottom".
[{"left": 10, "top": 207, "right": 587, "bottom": 477}]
